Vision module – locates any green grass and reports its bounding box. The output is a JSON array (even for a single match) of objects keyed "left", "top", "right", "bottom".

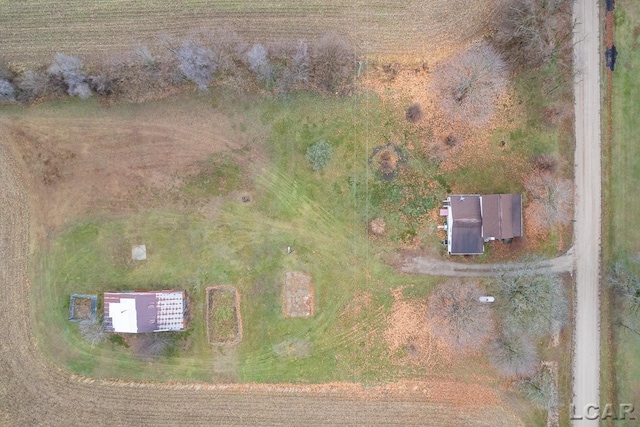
[
  {"left": 607, "top": 0, "right": 640, "bottom": 419},
  {"left": 31, "top": 61, "right": 573, "bottom": 385},
  {"left": 33, "top": 90, "right": 446, "bottom": 384}
]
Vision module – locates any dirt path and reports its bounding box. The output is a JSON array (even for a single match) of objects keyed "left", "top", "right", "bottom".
[
  {"left": 397, "top": 247, "right": 575, "bottom": 277},
  {"left": 571, "top": 0, "right": 602, "bottom": 425}
]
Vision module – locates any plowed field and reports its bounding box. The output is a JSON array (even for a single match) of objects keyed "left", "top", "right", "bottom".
[{"left": 0, "top": 0, "right": 498, "bottom": 65}]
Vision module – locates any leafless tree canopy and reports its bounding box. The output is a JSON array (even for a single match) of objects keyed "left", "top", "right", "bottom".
[
  {"left": 246, "top": 43, "right": 273, "bottom": 83},
  {"left": 489, "top": 333, "right": 538, "bottom": 377},
  {"left": 48, "top": 53, "right": 91, "bottom": 99},
  {"left": 519, "top": 367, "right": 558, "bottom": 409},
  {"left": 524, "top": 171, "right": 574, "bottom": 230},
  {"left": 129, "top": 332, "right": 174, "bottom": 360},
  {"left": 432, "top": 42, "right": 507, "bottom": 126},
  {"left": 176, "top": 40, "right": 218, "bottom": 90},
  {"left": 427, "top": 279, "right": 494, "bottom": 351},
  {"left": 15, "top": 70, "right": 49, "bottom": 104},
  {"left": 494, "top": 268, "right": 568, "bottom": 337},
  {"left": 311, "top": 33, "right": 355, "bottom": 92},
  {"left": 79, "top": 319, "right": 106, "bottom": 346},
  {"left": 493, "top": 0, "right": 571, "bottom": 71},
  {"left": 0, "top": 79, "right": 16, "bottom": 102},
  {"left": 609, "top": 259, "right": 640, "bottom": 313}
]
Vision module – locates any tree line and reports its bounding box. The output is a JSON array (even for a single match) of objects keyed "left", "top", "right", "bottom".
[{"left": 0, "top": 30, "right": 356, "bottom": 104}]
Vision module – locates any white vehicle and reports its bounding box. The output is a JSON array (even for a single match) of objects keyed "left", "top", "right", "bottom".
[{"left": 478, "top": 296, "right": 495, "bottom": 303}]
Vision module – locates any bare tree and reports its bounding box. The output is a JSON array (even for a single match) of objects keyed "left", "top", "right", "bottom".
[
  {"left": 270, "top": 39, "right": 310, "bottom": 92},
  {"left": 0, "top": 60, "right": 14, "bottom": 81},
  {"left": 531, "top": 153, "right": 558, "bottom": 173},
  {"left": 519, "top": 367, "right": 558, "bottom": 409},
  {"left": 432, "top": 42, "right": 508, "bottom": 126},
  {"left": 427, "top": 279, "right": 494, "bottom": 351},
  {"left": 494, "top": 268, "right": 568, "bottom": 337},
  {"left": 246, "top": 43, "right": 273, "bottom": 83},
  {"left": 524, "top": 171, "right": 573, "bottom": 233},
  {"left": 609, "top": 259, "right": 640, "bottom": 313},
  {"left": 89, "top": 74, "right": 115, "bottom": 95},
  {"left": 129, "top": 332, "right": 175, "bottom": 359},
  {"left": 176, "top": 40, "right": 218, "bottom": 90},
  {"left": 15, "top": 70, "right": 49, "bottom": 104},
  {"left": 493, "top": 0, "right": 572, "bottom": 71},
  {"left": 311, "top": 33, "right": 355, "bottom": 92},
  {"left": 0, "top": 79, "right": 16, "bottom": 102},
  {"left": 291, "top": 40, "right": 310, "bottom": 82},
  {"left": 48, "top": 53, "right": 91, "bottom": 99},
  {"left": 79, "top": 319, "right": 106, "bottom": 346},
  {"left": 489, "top": 333, "right": 538, "bottom": 377},
  {"left": 209, "top": 29, "right": 247, "bottom": 73}
]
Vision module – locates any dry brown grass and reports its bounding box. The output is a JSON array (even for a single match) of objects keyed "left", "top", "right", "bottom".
[
  {"left": 0, "top": 94, "right": 266, "bottom": 235},
  {"left": 384, "top": 288, "right": 453, "bottom": 369}
]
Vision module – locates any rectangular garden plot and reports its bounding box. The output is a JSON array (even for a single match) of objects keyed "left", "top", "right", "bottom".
[
  {"left": 206, "top": 286, "right": 242, "bottom": 345},
  {"left": 283, "top": 272, "right": 314, "bottom": 317},
  {"left": 68, "top": 294, "right": 97, "bottom": 322}
]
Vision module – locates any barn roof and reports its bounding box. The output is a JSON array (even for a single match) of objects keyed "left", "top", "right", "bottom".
[{"left": 104, "top": 291, "right": 185, "bottom": 333}]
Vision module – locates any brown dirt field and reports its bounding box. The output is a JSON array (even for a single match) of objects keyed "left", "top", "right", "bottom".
[
  {"left": 0, "top": 95, "right": 266, "bottom": 237},
  {"left": 0, "top": 0, "right": 501, "bottom": 67}
]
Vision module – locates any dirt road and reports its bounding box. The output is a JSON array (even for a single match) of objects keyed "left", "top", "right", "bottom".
[
  {"left": 571, "top": 0, "right": 602, "bottom": 425},
  {"left": 397, "top": 247, "right": 575, "bottom": 277}
]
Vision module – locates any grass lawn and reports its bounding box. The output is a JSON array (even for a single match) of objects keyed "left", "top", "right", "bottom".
[
  {"left": 29, "top": 53, "right": 573, "bottom": 387},
  {"left": 32, "top": 90, "right": 450, "bottom": 384},
  {"left": 606, "top": 0, "right": 640, "bottom": 417}
]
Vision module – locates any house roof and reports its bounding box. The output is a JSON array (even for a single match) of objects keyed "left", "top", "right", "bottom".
[
  {"left": 104, "top": 291, "right": 185, "bottom": 333},
  {"left": 449, "top": 195, "right": 484, "bottom": 255},
  {"left": 447, "top": 194, "right": 523, "bottom": 255},
  {"left": 481, "top": 194, "right": 523, "bottom": 240}
]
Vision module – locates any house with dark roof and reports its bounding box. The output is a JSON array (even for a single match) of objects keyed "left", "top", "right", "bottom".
[
  {"left": 443, "top": 194, "right": 523, "bottom": 255},
  {"left": 103, "top": 291, "right": 186, "bottom": 333}
]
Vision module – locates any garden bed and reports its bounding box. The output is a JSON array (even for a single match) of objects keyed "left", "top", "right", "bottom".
[{"left": 206, "top": 286, "right": 242, "bottom": 346}]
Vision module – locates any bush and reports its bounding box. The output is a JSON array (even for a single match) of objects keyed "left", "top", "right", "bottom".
[
  {"left": 305, "top": 140, "right": 333, "bottom": 171},
  {"left": 311, "top": 33, "right": 355, "bottom": 92},
  {"left": 246, "top": 43, "right": 273, "bottom": 83},
  {"left": 15, "top": 70, "right": 49, "bottom": 104},
  {"left": 405, "top": 103, "right": 423, "bottom": 123},
  {"left": 531, "top": 154, "right": 558, "bottom": 173},
  {"left": 0, "top": 79, "right": 16, "bottom": 102},
  {"left": 176, "top": 40, "right": 218, "bottom": 90},
  {"left": 48, "top": 53, "right": 91, "bottom": 99}
]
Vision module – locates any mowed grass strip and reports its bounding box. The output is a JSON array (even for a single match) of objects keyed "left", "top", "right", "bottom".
[{"left": 608, "top": 0, "right": 640, "bottom": 412}]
